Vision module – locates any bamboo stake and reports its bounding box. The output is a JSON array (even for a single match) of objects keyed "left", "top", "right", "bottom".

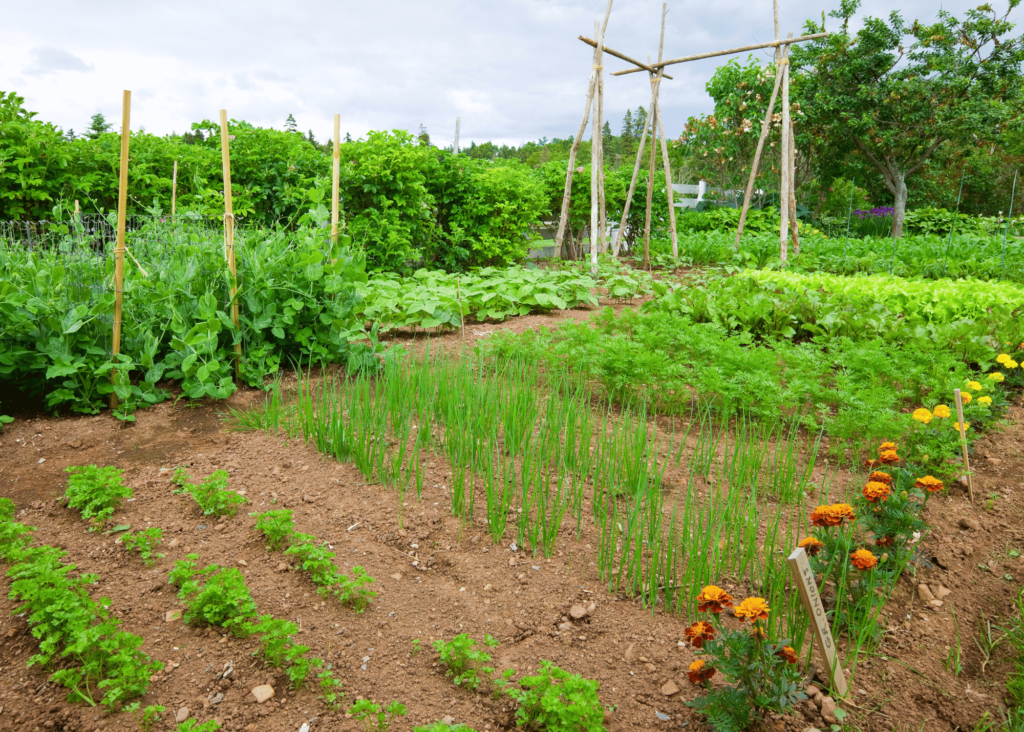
[
  {"left": 612, "top": 32, "right": 828, "bottom": 75},
  {"left": 954, "top": 389, "right": 974, "bottom": 504},
  {"left": 590, "top": 19, "right": 602, "bottom": 274},
  {"left": 220, "top": 110, "right": 242, "bottom": 379},
  {"left": 171, "top": 160, "right": 178, "bottom": 216},
  {"left": 332, "top": 113, "right": 341, "bottom": 245},
  {"left": 779, "top": 51, "right": 791, "bottom": 263},
  {"left": 110, "top": 90, "right": 131, "bottom": 410},
  {"left": 653, "top": 3, "right": 677, "bottom": 258},
  {"left": 643, "top": 84, "right": 658, "bottom": 271},
  {"left": 788, "top": 123, "right": 800, "bottom": 254},
  {"left": 554, "top": 0, "right": 613, "bottom": 258},
  {"left": 734, "top": 48, "right": 786, "bottom": 249}
]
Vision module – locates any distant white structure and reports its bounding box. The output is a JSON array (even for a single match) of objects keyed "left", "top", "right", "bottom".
[{"left": 672, "top": 181, "right": 707, "bottom": 209}]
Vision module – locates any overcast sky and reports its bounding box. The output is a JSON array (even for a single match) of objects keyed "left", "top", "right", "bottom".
[{"left": 2, "top": 0, "right": 1015, "bottom": 148}]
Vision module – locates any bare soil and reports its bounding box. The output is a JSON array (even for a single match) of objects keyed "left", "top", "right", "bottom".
[{"left": 1, "top": 300, "right": 1023, "bottom": 732}]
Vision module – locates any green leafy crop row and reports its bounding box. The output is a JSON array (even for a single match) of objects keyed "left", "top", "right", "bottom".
[{"left": 0, "top": 497, "right": 162, "bottom": 709}]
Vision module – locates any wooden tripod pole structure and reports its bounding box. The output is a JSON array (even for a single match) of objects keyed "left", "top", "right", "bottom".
[
  {"left": 779, "top": 51, "right": 791, "bottom": 262},
  {"left": 331, "top": 113, "right": 341, "bottom": 245},
  {"left": 554, "top": 0, "right": 613, "bottom": 259},
  {"left": 110, "top": 90, "right": 131, "bottom": 410},
  {"left": 220, "top": 110, "right": 242, "bottom": 379},
  {"left": 171, "top": 160, "right": 178, "bottom": 216},
  {"left": 590, "top": 18, "right": 604, "bottom": 273},
  {"left": 653, "top": 4, "right": 677, "bottom": 259}
]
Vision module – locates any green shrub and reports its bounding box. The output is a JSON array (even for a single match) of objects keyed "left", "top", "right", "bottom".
[
  {"left": 501, "top": 661, "right": 605, "bottom": 732},
  {"left": 173, "top": 469, "right": 248, "bottom": 517},
  {"left": 121, "top": 528, "right": 164, "bottom": 567},
  {"left": 284, "top": 536, "right": 376, "bottom": 610},
  {"left": 251, "top": 509, "right": 295, "bottom": 550},
  {"left": 250, "top": 616, "right": 301, "bottom": 667},
  {"left": 432, "top": 633, "right": 499, "bottom": 689},
  {"left": 169, "top": 555, "right": 257, "bottom": 635},
  {"left": 349, "top": 699, "right": 407, "bottom": 732},
  {"left": 64, "top": 465, "right": 132, "bottom": 529}
]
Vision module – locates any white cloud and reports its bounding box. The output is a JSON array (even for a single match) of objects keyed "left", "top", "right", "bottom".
[{"left": 23, "top": 46, "right": 92, "bottom": 76}]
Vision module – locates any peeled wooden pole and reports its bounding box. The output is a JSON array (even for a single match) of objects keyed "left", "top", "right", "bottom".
[
  {"left": 454, "top": 116, "right": 461, "bottom": 155},
  {"left": 612, "top": 32, "right": 828, "bottom": 75},
  {"left": 220, "top": 110, "right": 242, "bottom": 379},
  {"left": 578, "top": 36, "right": 673, "bottom": 79},
  {"left": 643, "top": 102, "right": 658, "bottom": 270},
  {"left": 788, "top": 123, "right": 800, "bottom": 253},
  {"left": 735, "top": 49, "right": 786, "bottom": 249},
  {"left": 778, "top": 55, "right": 791, "bottom": 263},
  {"left": 653, "top": 3, "right": 677, "bottom": 258},
  {"left": 331, "top": 113, "right": 341, "bottom": 245},
  {"left": 554, "top": 0, "right": 613, "bottom": 258},
  {"left": 171, "top": 160, "right": 178, "bottom": 216},
  {"left": 110, "top": 90, "right": 131, "bottom": 410},
  {"left": 597, "top": 62, "right": 608, "bottom": 258},
  {"left": 590, "top": 19, "right": 603, "bottom": 273}
]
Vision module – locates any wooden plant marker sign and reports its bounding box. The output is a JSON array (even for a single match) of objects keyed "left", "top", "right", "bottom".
[
  {"left": 788, "top": 546, "right": 848, "bottom": 697},
  {"left": 954, "top": 388, "right": 974, "bottom": 503}
]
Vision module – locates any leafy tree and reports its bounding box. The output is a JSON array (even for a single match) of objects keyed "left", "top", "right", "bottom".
[
  {"left": 0, "top": 91, "right": 73, "bottom": 218},
  {"left": 794, "top": 0, "right": 1024, "bottom": 236},
  {"left": 85, "top": 112, "right": 112, "bottom": 140}
]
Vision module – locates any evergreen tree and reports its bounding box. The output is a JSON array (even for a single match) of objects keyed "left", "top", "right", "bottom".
[
  {"left": 344, "top": 132, "right": 352, "bottom": 143},
  {"left": 307, "top": 129, "right": 317, "bottom": 144},
  {"left": 632, "top": 107, "right": 648, "bottom": 140},
  {"left": 85, "top": 112, "right": 111, "bottom": 140},
  {"left": 285, "top": 114, "right": 297, "bottom": 132},
  {"left": 621, "top": 109, "right": 635, "bottom": 160},
  {"left": 65, "top": 128, "right": 76, "bottom": 141},
  {"left": 417, "top": 124, "right": 430, "bottom": 147}
]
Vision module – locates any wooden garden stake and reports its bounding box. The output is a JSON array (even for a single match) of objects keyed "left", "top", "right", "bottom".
[
  {"left": 590, "top": 17, "right": 607, "bottom": 274},
  {"left": 554, "top": 0, "right": 613, "bottom": 259},
  {"left": 220, "top": 109, "right": 242, "bottom": 379},
  {"left": 110, "top": 90, "right": 131, "bottom": 410},
  {"left": 653, "top": 4, "right": 677, "bottom": 258},
  {"left": 454, "top": 116, "right": 461, "bottom": 155},
  {"left": 788, "top": 123, "right": 800, "bottom": 253},
  {"left": 171, "top": 160, "right": 178, "bottom": 216},
  {"left": 597, "top": 51, "right": 607, "bottom": 258},
  {"left": 332, "top": 113, "right": 341, "bottom": 245},
  {"left": 954, "top": 388, "right": 974, "bottom": 503},
  {"left": 457, "top": 276, "right": 465, "bottom": 343},
  {"left": 779, "top": 51, "right": 791, "bottom": 263},
  {"left": 788, "top": 547, "right": 849, "bottom": 697},
  {"left": 643, "top": 87, "right": 657, "bottom": 271}
]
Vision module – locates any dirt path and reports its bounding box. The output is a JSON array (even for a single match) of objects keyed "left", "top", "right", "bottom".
[{"left": 0, "top": 299, "right": 1023, "bottom": 732}]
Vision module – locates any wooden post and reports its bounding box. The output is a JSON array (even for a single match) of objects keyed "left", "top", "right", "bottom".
[
  {"left": 597, "top": 54, "right": 607, "bottom": 258},
  {"left": 110, "top": 90, "right": 131, "bottom": 410},
  {"left": 954, "top": 388, "right": 974, "bottom": 503},
  {"left": 653, "top": 3, "right": 677, "bottom": 258},
  {"left": 788, "top": 547, "right": 849, "bottom": 697},
  {"left": 220, "top": 110, "right": 242, "bottom": 379},
  {"left": 332, "top": 113, "right": 341, "bottom": 245},
  {"left": 788, "top": 123, "right": 800, "bottom": 253},
  {"left": 778, "top": 50, "right": 791, "bottom": 263},
  {"left": 734, "top": 55, "right": 785, "bottom": 249},
  {"left": 643, "top": 94, "right": 658, "bottom": 271},
  {"left": 589, "top": 19, "right": 605, "bottom": 273},
  {"left": 454, "top": 116, "right": 461, "bottom": 155},
  {"left": 611, "top": 32, "right": 828, "bottom": 76},
  {"left": 171, "top": 160, "right": 178, "bottom": 216},
  {"left": 554, "top": 0, "right": 613, "bottom": 259}
]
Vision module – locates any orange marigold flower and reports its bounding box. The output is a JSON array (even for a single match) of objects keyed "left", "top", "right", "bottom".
[
  {"left": 878, "top": 441, "right": 898, "bottom": 454},
  {"left": 863, "top": 481, "right": 892, "bottom": 503},
  {"left": 828, "top": 503, "right": 856, "bottom": 525},
  {"left": 863, "top": 458, "right": 880, "bottom": 469},
  {"left": 932, "top": 405, "right": 951, "bottom": 418},
  {"left": 750, "top": 625, "right": 767, "bottom": 640},
  {"left": 851, "top": 549, "right": 878, "bottom": 570},
  {"left": 879, "top": 449, "right": 900, "bottom": 465},
  {"left": 687, "top": 659, "right": 716, "bottom": 684},
  {"left": 915, "top": 475, "right": 944, "bottom": 493},
  {"left": 798, "top": 536, "right": 824, "bottom": 556},
  {"left": 683, "top": 621, "right": 716, "bottom": 649},
  {"left": 777, "top": 645, "right": 798, "bottom": 664},
  {"left": 869, "top": 471, "right": 893, "bottom": 486},
  {"left": 696, "top": 585, "right": 734, "bottom": 614},
  {"left": 734, "top": 597, "right": 770, "bottom": 623},
  {"left": 876, "top": 535, "right": 896, "bottom": 548}
]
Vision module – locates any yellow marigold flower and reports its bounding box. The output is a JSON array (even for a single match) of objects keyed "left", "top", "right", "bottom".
[
  {"left": 932, "top": 405, "right": 951, "bottom": 418},
  {"left": 734, "top": 597, "right": 770, "bottom": 623},
  {"left": 827, "top": 503, "right": 856, "bottom": 526},
  {"left": 687, "top": 659, "right": 716, "bottom": 684},
  {"left": 696, "top": 585, "right": 733, "bottom": 614},
  {"left": 978, "top": 396, "right": 992, "bottom": 406},
  {"left": 966, "top": 381, "right": 982, "bottom": 392},
  {"left": 878, "top": 441, "right": 898, "bottom": 454},
  {"left": 1009, "top": 360, "right": 1019, "bottom": 369},
  {"left": 869, "top": 471, "right": 893, "bottom": 486},
  {"left": 912, "top": 408, "right": 933, "bottom": 424},
  {"left": 997, "top": 353, "right": 1011, "bottom": 364},
  {"left": 989, "top": 373, "right": 1006, "bottom": 382},
  {"left": 879, "top": 449, "right": 900, "bottom": 465},
  {"left": 961, "top": 392, "right": 972, "bottom": 404},
  {"left": 953, "top": 421, "right": 970, "bottom": 432},
  {"left": 798, "top": 537, "right": 824, "bottom": 556},
  {"left": 915, "top": 475, "right": 944, "bottom": 493},
  {"left": 851, "top": 549, "right": 878, "bottom": 570},
  {"left": 863, "top": 481, "right": 892, "bottom": 503}
]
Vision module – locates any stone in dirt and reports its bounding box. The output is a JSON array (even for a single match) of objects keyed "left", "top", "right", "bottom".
[
  {"left": 661, "top": 680, "right": 680, "bottom": 696},
  {"left": 168, "top": 538, "right": 180, "bottom": 548},
  {"left": 624, "top": 643, "right": 636, "bottom": 663},
  {"left": 987, "top": 457, "right": 1004, "bottom": 465},
  {"left": 820, "top": 697, "right": 838, "bottom": 724},
  {"left": 959, "top": 517, "right": 981, "bottom": 531},
  {"left": 934, "top": 585, "right": 952, "bottom": 599},
  {"left": 390, "top": 573, "right": 402, "bottom": 581},
  {"left": 175, "top": 707, "right": 190, "bottom": 723},
  {"left": 805, "top": 684, "right": 821, "bottom": 698},
  {"left": 917, "top": 584, "right": 935, "bottom": 603},
  {"left": 214, "top": 523, "right": 226, "bottom": 532},
  {"left": 165, "top": 610, "right": 181, "bottom": 623},
  {"left": 276, "top": 563, "right": 289, "bottom": 572},
  {"left": 250, "top": 685, "right": 275, "bottom": 704},
  {"left": 558, "top": 622, "right": 573, "bottom": 631},
  {"left": 441, "top": 717, "right": 456, "bottom": 726},
  {"left": 569, "top": 604, "right": 588, "bottom": 620}
]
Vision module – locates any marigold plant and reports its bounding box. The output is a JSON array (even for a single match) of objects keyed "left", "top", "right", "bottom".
[
  {"left": 869, "top": 470, "right": 893, "bottom": 486},
  {"left": 684, "top": 621, "right": 716, "bottom": 649},
  {"left": 851, "top": 549, "right": 878, "bottom": 571},
  {"left": 914, "top": 475, "right": 943, "bottom": 493},
  {"left": 862, "top": 481, "right": 891, "bottom": 503},
  {"left": 696, "top": 585, "right": 734, "bottom": 613},
  {"left": 912, "top": 408, "right": 933, "bottom": 424},
  {"left": 932, "top": 404, "right": 951, "bottom": 418},
  {"left": 798, "top": 537, "right": 824, "bottom": 555}
]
